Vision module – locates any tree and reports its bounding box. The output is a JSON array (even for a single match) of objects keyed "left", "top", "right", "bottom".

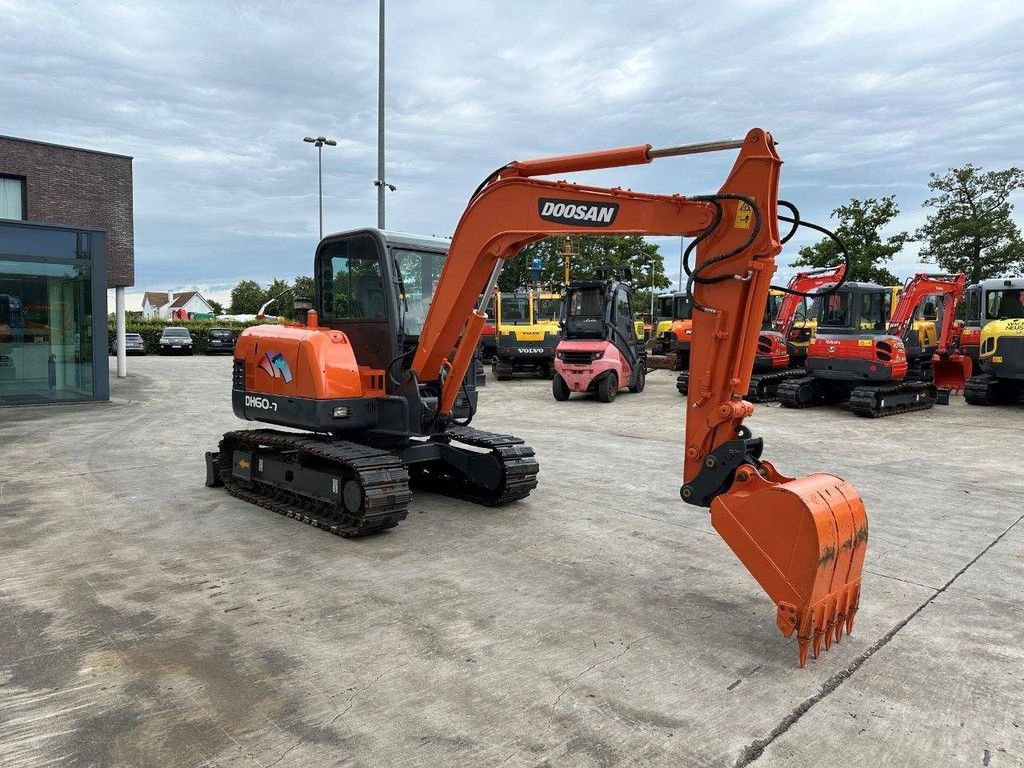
[
  {"left": 791, "top": 196, "right": 908, "bottom": 285},
  {"left": 916, "top": 164, "right": 1024, "bottom": 283},
  {"left": 498, "top": 235, "right": 671, "bottom": 314},
  {"left": 263, "top": 278, "right": 293, "bottom": 318},
  {"left": 208, "top": 299, "right": 224, "bottom": 315},
  {"left": 229, "top": 280, "right": 268, "bottom": 314}
]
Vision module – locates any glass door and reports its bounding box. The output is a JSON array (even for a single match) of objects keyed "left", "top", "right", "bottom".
[{"left": 0, "top": 260, "right": 93, "bottom": 404}]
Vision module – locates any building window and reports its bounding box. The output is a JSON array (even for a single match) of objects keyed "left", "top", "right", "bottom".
[
  {"left": 0, "top": 259, "right": 94, "bottom": 403},
  {"left": 0, "top": 176, "right": 26, "bottom": 220}
]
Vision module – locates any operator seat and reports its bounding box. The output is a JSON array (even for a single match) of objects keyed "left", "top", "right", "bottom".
[{"left": 357, "top": 274, "right": 386, "bottom": 320}]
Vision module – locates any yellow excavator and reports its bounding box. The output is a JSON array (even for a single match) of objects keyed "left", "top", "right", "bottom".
[{"left": 965, "top": 278, "right": 1024, "bottom": 405}]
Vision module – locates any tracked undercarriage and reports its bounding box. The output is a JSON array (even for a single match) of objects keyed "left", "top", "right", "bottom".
[
  {"left": 964, "top": 374, "right": 1023, "bottom": 406},
  {"left": 675, "top": 367, "right": 803, "bottom": 403},
  {"left": 206, "top": 425, "right": 539, "bottom": 536},
  {"left": 777, "top": 375, "right": 936, "bottom": 417}
]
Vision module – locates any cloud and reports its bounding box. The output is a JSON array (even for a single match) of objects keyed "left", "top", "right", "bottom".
[{"left": 4, "top": 0, "right": 1023, "bottom": 296}]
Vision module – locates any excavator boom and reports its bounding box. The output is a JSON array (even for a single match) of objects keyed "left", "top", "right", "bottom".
[
  {"left": 776, "top": 265, "right": 847, "bottom": 335},
  {"left": 890, "top": 273, "right": 970, "bottom": 391},
  {"left": 412, "top": 129, "right": 867, "bottom": 665}
]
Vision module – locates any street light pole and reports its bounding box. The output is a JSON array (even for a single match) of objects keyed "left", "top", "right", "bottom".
[
  {"left": 373, "top": 0, "right": 396, "bottom": 228},
  {"left": 303, "top": 135, "right": 337, "bottom": 240},
  {"left": 651, "top": 256, "right": 657, "bottom": 319},
  {"left": 377, "top": 0, "right": 385, "bottom": 229},
  {"left": 678, "top": 236, "right": 685, "bottom": 292}
]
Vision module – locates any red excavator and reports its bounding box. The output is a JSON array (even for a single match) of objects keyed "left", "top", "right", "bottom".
[
  {"left": 778, "top": 273, "right": 969, "bottom": 416},
  {"left": 206, "top": 129, "right": 867, "bottom": 666},
  {"left": 677, "top": 265, "right": 846, "bottom": 401}
]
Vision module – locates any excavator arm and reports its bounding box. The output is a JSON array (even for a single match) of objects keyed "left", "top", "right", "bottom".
[
  {"left": 888, "top": 273, "right": 970, "bottom": 391},
  {"left": 412, "top": 128, "right": 867, "bottom": 665},
  {"left": 888, "top": 273, "right": 967, "bottom": 353},
  {"left": 775, "top": 265, "right": 848, "bottom": 335}
]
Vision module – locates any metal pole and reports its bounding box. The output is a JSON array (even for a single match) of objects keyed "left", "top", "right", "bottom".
[
  {"left": 115, "top": 286, "right": 126, "bottom": 378},
  {"left": 650, "top": 258, "right": 656, "bottom": 319},
  {"left": 678, "top": 236, "right": 684, "bottom": 291},
  {"left": 647, "top": 138, "right": 745, "bottom": 159},
  {"left": 318, "top": 143, "right": 323, "bottom": 240},
  {"left": 377, "top": 0, "right": 385, "bottom": 229}
]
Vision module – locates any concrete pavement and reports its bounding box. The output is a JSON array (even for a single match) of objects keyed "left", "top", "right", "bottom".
[{"left": 1, "top": 356, "right": 1021, "bottom": 767}]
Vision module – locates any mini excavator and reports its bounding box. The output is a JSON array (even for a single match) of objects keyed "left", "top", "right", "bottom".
[
  {"left": 677, "top": 266, "right": 845, "bottom": 400},
  {"left": 206, "top": 129, "right": 867, "bottom": 666},
  {"left": 648, "top": 292, "right": 694, "bottom": 370},
  {"left": 778, "top": 273, "right": 969, "bottom": 416}
]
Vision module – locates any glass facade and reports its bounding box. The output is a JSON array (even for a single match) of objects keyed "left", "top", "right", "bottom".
[{"left": 0, "top": 223, "right": 106, "bottom": 405}]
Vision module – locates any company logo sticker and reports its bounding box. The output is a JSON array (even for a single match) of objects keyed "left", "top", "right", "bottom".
[
  {"left": 258, "top": 352, "right": 293, "bottom": 383},
  {"left": 538, "top": 198, "right": 619, "bottom": 227}
]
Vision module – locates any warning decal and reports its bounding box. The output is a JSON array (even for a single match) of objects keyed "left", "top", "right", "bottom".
[{"left": 734, "top": 201, "right": 753, "bottom": 229}]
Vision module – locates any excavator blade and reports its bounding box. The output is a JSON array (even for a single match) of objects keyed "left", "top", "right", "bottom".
[
  {"left": 709, "top": 463, "right": 867, "bottom": 667},
  {"left": 932, "top": 352, "right": 972, "bottom": 393}
]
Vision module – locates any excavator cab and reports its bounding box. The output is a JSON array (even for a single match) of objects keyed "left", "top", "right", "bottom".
[
  {"left": 965, "top": 279, "right": 1024, "bottom": 404},
  {"left": 288, "top": 229, "right": 478, "bottom": 432}
]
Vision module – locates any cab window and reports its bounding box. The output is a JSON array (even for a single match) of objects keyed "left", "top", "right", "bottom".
[
  {"left": 857, "top": 292, "right": 888, "bottom": 331},
  {"left": 499, "top": 295, "right": 529, "bottom": 324},
  {"left": 567, "top": 288, "right": 605, "bottom": 317},
  {"left": 987, "top": 289, "right": 1024, "bottom": 319},
  {"left": 820, "top": 293, "right": 852, "bottom": 327},
  {"left": 965, "top": 290, "right": 981, "bottom": 323},
  {"left": 320, "top": 235, "right": 386, "bottom": 321},
  {"left": 393, "top": 248, "right": 445, "bottom": 336},
  {"left": 533, "top": 298, "right": 562, "bottom": 322}
]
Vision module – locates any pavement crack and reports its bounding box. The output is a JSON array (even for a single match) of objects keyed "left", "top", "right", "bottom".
[
  {"left": 735, "top": 509, "right": 1024, "bottom": 767},
  {"left": 552, "top": 634, "right": 652, "bottom": 708},
  {"left": 265, "top": 661, "right": 410, "bottom": 767},
  {"left": 860, "top": 569, "right": 940, "bottom": 591},
  {"left": 499, "top": 634, "right": 652, "bottom": 766}
]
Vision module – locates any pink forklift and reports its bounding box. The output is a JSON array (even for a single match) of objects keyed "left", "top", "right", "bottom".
[{"left": 552, "top": 267, "right": 647, "bottom": 402}]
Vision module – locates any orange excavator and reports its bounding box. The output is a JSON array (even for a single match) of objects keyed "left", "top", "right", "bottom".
[
  {"left": 206, "top": 129, "right": 867, "bottom": 666},
  {"left": 778, "top": 272, "right": 970, "bottom": 416},
  {"left": 677, "top": 265, "right": 846, "bottom": 401}
]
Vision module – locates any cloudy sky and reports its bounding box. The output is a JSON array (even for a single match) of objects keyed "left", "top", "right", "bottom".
[{"left": 3, "top": 0, "right": 1023, "bottom": 309}]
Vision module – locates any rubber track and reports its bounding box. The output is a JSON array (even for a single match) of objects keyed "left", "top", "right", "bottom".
[
  {"left": 776, "top": 376, "right": 818, "bottom": 409},
  {"left": 216, "top": 429, "right": 411, "bottom": 537},
  {"left": 409, "top": 425, "right": 540, "bottom": 506},
  {"left": 964, "top": 374, "right": 1004, "bottom": 405},
  {"left": 676, "top": 371, "right": 689, "bottom": 395},
  {"left": 848, "top": 380, "right": 936, "bottom": 418},
  {"left": 745, "top": 369, "right": 806, "bottom": 403}
]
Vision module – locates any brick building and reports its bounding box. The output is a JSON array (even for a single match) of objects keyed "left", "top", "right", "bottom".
[{"left": 0, "top": 135, "right": 135, "bottom": 404}]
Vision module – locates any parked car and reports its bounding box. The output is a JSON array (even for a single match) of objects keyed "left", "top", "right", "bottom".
[
  {"left": 206, "top": 327, "right": 236, "bottom": 354},
  {"left": 110, "top": 332, "right": 146, "bottom": 355},
  {"left": 159, "top": 327, "right": 194, "bottom": 355}
]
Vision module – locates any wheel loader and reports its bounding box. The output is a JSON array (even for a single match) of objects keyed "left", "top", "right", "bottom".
[
  {"left": 964, "top": 278, "right": 1024, "bottom": 405},
  {"left": 492, "top": 289, "right": 563, "bottom": 379},
  {"left": 206, "top": 128, "right": 867, "bottom": 666},
  {"left": 551, "top": 267, "right": 646, "bottom": 402}
]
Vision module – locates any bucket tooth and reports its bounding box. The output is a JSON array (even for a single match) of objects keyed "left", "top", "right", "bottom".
[
  {"left": 798, "top": 635, "right": 811, "bottom": 668},
  {"left": 710, "top": 463, "right": 868, "bottom": 667},
  {"left": 845, "top": 584, "right": 861, "bottom": 636}
]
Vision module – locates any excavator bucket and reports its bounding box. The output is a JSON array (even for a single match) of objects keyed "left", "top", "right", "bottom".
[
  {"left": 710, "top": 462, "right": 867, "bottom": 667},
  {"left": 932, "top": 352, "right": 972, "bottom": 393}
]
